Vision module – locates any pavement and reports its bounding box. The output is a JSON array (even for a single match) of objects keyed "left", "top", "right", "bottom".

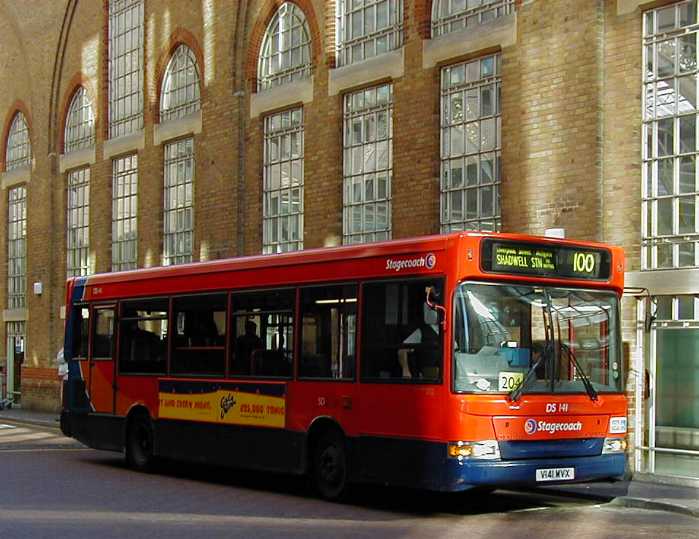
[{"left": 0, "top": 406, "right": 696, "bottom": 518}]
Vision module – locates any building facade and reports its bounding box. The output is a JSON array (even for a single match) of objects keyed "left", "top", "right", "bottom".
[{"left": 0, "top": 0, "right": 696, "bottom": 483}]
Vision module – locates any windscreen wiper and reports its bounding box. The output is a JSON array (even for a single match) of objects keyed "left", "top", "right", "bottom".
[
  {"left": 508, "top": 342, "right": 549, "bottom": 403},
  {"left": 560, "top": 342, "right": 598, "bottom": 402},
  {"left": 509, "top": 289, "right": 555, "bottom": 403}
]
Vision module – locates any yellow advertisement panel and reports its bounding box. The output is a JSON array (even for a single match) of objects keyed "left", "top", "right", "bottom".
[{"left": 158, "top": 381, "right": 285, "bottom": 428}]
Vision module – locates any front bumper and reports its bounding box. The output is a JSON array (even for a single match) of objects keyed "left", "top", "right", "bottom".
[{"left": 442, "top": 453, "right": 625, "bottom": 491}]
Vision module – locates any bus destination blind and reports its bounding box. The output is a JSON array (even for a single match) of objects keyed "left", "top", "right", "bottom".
[{"left": 481, "top": 240, "right": 611, "bottom": 280}]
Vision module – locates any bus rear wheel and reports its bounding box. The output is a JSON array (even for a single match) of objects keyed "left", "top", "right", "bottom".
[
  {"left": 312, "top": 430, "right": 348, "bottom": 501},
  {"left": 125, "top": 415, "right": 154, "bottom": 471}
]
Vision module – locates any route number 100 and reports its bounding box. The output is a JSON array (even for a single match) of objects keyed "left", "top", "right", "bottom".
[{"left": 573, "top": 252, "right": 595, "bottom": 273}]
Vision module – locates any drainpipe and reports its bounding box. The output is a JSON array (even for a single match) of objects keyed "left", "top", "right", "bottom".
[{"left": 234, "top": 1, "right": 248, "bottom": 257}]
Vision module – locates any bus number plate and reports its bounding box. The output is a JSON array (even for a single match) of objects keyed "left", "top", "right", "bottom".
[{"left": 536, "top": 467, "right": 575, "bottom": 482}]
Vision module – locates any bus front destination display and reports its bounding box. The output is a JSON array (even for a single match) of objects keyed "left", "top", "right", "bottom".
[{"left": 482, "top": 239, "right": 611, "bottom": 280}]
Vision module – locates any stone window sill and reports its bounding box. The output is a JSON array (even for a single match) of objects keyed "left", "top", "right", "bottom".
[{"left": 423, "top": 12, "right": 517, "bottom": 69}]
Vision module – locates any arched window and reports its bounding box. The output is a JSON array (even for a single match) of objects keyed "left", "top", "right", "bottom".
[
  {"left": 432, "top": 0, "right": 514, "bottom": 38},
  {"left": 64, "top": 87, "right": 95, "bottom": 153},
  {"left": 258, "top": 2, "right": 312, "bottom": 90},
  {"left": 5, "top": 112, "right": 31, "bottom": 171},
  {"left": 160, "top": 44, "right": 201, "bottom": 123},
  {"left": 336, "top": 0, "right": 403, "bottom": 67}
]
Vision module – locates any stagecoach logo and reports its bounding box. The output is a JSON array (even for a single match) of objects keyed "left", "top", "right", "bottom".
[
  {"left": 220, "top": 393, "right": 237, "bottom": 419},
  {"left": 524, "top": 418, "right": 583, "bottom": 435},
  {"left": 525, "top": 419, "right": 538, "bottom": 435},
  {"left": 385, "top": 253, "right": 437, "bottom": 272}
]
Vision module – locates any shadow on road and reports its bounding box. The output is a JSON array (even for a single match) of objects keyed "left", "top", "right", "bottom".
[{"left": 84, "top": 454, "right": 576, "bottom": 517}]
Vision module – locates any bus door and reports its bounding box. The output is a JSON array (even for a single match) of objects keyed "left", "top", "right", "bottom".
[
  {"left": 295, "top": 284, "right": 361, "bottom": 435},
  {"left": 88, "top": 306, "right": 116, "bottom": 414},
  {"left": 357, "top": 278, "right": 445, "bottom": 483}
]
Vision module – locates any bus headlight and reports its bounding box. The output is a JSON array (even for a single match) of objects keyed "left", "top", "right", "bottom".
[
  {"left": 447, "top": 440, "right": 501, "bottom": 460},
  {"left": 602, "top": 437, "right": 627, "bottom": 454}
]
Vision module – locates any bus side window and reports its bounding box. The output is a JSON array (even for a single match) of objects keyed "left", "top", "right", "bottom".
[
  {"left": 231, "top": 289, "right": 294, "bottom": 378},
  {"left": 299, "top": 284, "right": 357, "bottom": 380},
  {"left": 72, "top": 306, "right": 90, "bottom": 360},
  {"left": 360, "top": 279, "right": 444, "bottom": 382},
  {"left": 92, "top": 309, "right": 115, "bottom": 359},
  {"left": 119, "top": 299, "right": 168, "bottom": 375},
  {"left": 172, "top": 293, "right": 227, "bottom": 376}
]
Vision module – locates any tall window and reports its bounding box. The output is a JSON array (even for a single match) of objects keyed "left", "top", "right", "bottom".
[
  {"left": 7, "top": 186, "right": 26, "bottom": 309},
  {"left": 5, "top": 113, "right": 31, "bottom": 171},
  {"left": 263, "top": 108, "right": 304, "bottom": 254},
  {"left": 160, "top": 44, "right": 201, "bottom": 122},
  {"left": 163, "top": 138, "right": 194, "bottom": 265},
  {"left": 112, "top": 155, "right": 138, "bottom": 271},
  {"left": 336, "top": 0, "right": 403, "bottom": 67},
  {"left": 643, "top": 1, "right": 699, "bottom": 269},
  {"left": 67, "top": 168, "right": 90, "bottom": 277},
  {"left": 440, "top": 54, "right": 501, "bottom": 232},
  {"left": 108, "top": 0, "right": 144, "bottom": 138},
  {"left": 431, "top": 0, "right": 514, "bottom": 38},
  {"left": 258, "top": 3, "right": 312, "bottom": 90},
  {"left": 64, "top": 87, "right": 95, "bottom": 153},
  {"left": 343, "top": 84, "right": 392, "bottom": 244}
]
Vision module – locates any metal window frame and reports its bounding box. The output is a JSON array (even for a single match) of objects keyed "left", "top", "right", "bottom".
[
  {"left": 163, "top": 137, "right": 194, "bottom": 265},
  {"left": 111, "top": 154, "right": 138, "bottom": 271},
  {"left": 642, "top": 0, "right": 699, "bottom": 270},
  {"left": 108, "top": 0, "right": 144, "bottom": 139},
  {"left": 431, "top": 0, "right": 514, "bottom": 38},
  {"left": 65, "top": 87, "right": 95, "bottom": 153},
  {"left": 439, "top": 54, "right": 502, "bottom": 233},
  {"left": 5, "top": 113, "right": 31, "bottom": 171},
  {"left": 160, "top": 45, "right": 201, "bottom": 123},
  {"left": 342, "top": 83, "right": 393, "bottom": 244},
  {"left": 263, "top": 107, "right": 304, "bottom": 254},
  {"left": 258, "top": 2, "right": 313, "bottom": 91},
  {"left": 7, "top": 186, "right": 27, "bottom": 309},
  {"left": 336, "top": 0, "right": 403, "bottom": 67},
  {"left": 67, "top": 167, "right": 91, "bottom": 277}
]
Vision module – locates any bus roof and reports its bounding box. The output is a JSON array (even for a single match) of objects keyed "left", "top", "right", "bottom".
[{"left": 73, "top": 232, "right": 623, "bottom": 301}]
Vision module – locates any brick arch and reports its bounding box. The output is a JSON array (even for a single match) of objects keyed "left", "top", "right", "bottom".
[
  {"left": 246, "top": 0, "right": 322, "bottom": 92},
  {"left": 153, "top": 27, "right": 206, "bottom": 124},
  {"left": 0, "top": 100, "right": 33, "bottom": 173},
  {"left": 58, "top": 73, "right": 99, "bottom": 154}
]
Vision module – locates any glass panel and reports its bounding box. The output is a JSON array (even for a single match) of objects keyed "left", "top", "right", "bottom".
[
  {"left": 361, "top": 278, "right": 444, "bottom": 382},
  {"left": 453, "top": 283, "right": 622, "bottom": 394},
  {"left": 655, "top": 328, "right": 699, "bottom": 478}
]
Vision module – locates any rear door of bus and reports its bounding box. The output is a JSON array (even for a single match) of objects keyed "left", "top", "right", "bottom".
[{"left": 89, "top": 305, "right": 116, "bottom": 414}]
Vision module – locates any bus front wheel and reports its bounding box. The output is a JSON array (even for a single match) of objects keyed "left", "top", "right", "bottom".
[
  {"left": 125, "top": 415, "right": 154, "bottom": 471},
  {"left": 312, "top": 430, "right": 348, "bottom": 501}
]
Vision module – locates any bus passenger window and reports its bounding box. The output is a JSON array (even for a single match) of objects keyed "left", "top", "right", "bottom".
[
  {"left": 231, "top": 289, "right": 294, "bottom": 378},
  {"left": 361, "top": 279, "right": 444, "bottom": 382},
  {"left": 299, "top": 284, "right": 357, "bottom": 380},
  {"left": 172, "top": 294, "right": 227, "bottom": 376},
  {"left": 92, "top": 309, "right": 115, "bottom": 359},
  {"left": 119, "top": 299, "right": 168, "bottom": 375},
  {"left": 72, "top": 306, "right": 90, "bottom": 360}
]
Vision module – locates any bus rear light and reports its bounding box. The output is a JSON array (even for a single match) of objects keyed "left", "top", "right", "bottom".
[
  {"left": 602, "top": 437, "right": 627, "bottom": 454},
  {"left": 447, "top": 440, "right": 501, "bottom": 461}
]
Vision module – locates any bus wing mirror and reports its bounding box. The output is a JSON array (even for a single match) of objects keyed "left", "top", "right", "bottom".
[{"left": 425, "top": 286, "right": 447, "bottom": 330}]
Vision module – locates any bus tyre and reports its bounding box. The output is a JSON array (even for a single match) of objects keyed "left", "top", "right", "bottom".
[
  {"left": 126, "top": 415, "right": 154, "bottom": 472},
  {"left": 312, "top": 430, "right": 348, "bottom": 501}
]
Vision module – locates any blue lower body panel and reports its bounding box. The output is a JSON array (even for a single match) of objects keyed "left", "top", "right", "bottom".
[{"left": 442, "top": 453, "right": 626, "bottom": 492}]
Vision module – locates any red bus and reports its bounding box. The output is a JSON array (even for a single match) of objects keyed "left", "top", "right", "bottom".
[{"left": 60, "top": 232, "right": 627, "bottom": 499}]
